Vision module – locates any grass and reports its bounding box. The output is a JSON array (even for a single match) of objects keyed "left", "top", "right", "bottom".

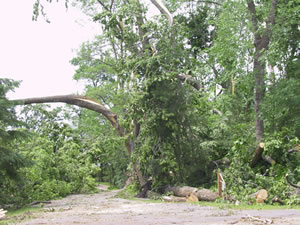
[
  {"left": 116, "top": 186, "right": 300, "bottom": 210},
  {"left": 0, "top": 207, "right": 42, "bottom": 225},
  {"left": 98, "top": 182, "right": 120, "bottom": 190},
  {"left": 195, "top": 200, "right": 300, "bottom": 210}
]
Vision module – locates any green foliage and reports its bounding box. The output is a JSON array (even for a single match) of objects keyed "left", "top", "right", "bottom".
[
  {"left": 263, "top": 78, "right": 300, "bottom": 138},
  {"left": 223, "top": 134, "right": 300, "bottom": 205},
  {"left": 1, "top": 104, "right": 101, "bottom": 207},
  {"left": 0, "top": 78, "right": 28, "bottom": 206}
]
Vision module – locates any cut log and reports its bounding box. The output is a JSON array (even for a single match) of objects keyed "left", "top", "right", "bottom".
[
  {"left": 165, "top": 186, "right": 198, "bottom": 197},
  {"left": 162, "top": 196, "right": 186, "bottom": 202},
  {"left": 256, "top": 189, "right": 268, "bottom": 203},
  {"left": 262, "top": 155, "right": 276, "bottom": 165},
  {"left": 195, "top": 189, "right": 219, "bottom": 201},
  {"left": 250, "top": 142, "right": 265, "bottom": 168},
  {"left": 187, "top": 192, "right": 198, "bottom": 202},
  {"left": 0, "top": 209, "right": 7, "bottom": 219}
]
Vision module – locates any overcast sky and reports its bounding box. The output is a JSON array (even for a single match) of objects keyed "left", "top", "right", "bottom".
[{"left": 0, "top": 1, "right": 98, "bottom": 99}]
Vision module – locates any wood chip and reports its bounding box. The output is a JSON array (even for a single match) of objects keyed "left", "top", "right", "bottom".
[{"left": 242, "top": 214, "right": 273, "bottom": 224}]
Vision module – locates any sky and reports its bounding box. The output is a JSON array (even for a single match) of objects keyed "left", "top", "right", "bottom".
[{"left": 0, "top": 1, "right": 98, "bottom": 100}]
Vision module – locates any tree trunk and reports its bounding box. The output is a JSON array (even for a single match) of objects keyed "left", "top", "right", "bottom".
[
  {"left": 250, "top": 142, "right": 265, "bottom": 168},
  {"left": 254, "top": 53, "right": 265, "bottom": 143},
  {"left": 247, "top": 0, "right": 278, "bottom": 143}
]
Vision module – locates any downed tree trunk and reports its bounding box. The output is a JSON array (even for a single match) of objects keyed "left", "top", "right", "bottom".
[
  {"left": 165, "top": 186, "right": 198, "bottom": 197},
  {"left": 165, "top": 186, "right": 218, "bottom": 202},
  {"left": 162, "top": 196, "right": 187, "bottom": 202},
  {"left": 195, "top": 189, "right": 218, "bottom": 201}
]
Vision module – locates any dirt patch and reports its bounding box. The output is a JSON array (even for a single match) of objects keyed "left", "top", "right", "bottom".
[{"left": 14, "top": 186, "right": 300, "bottom": 225}]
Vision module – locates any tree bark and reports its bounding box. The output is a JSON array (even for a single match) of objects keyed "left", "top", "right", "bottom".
[
  {"left": 14, "top": 95, "right": 124, "bottom": 136},
  {"left": 247, "top": 0, "right": 278, "bottom": 143},
  {"left": 165, "top": 186, "right": 198, "bottom": 197},
  {"left": 250, "top": 142, "right": 265, "bottom": 168}
]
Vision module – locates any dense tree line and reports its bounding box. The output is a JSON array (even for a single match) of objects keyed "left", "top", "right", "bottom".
[{"left": 1, "top": 0, "right": 299, "bottom": 207}]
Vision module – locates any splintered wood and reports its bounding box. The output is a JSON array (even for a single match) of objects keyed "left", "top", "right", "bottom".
[{"left": 242, "top": 214, "right": 273, "bottom": 224}]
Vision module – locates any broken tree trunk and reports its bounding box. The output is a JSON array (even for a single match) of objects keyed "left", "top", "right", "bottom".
[
  {"left": 250, "top": 143, "right": 276, "bottom": 168},
  {"left": 250, "top": 142, "right": 265, "bottom": 167}
]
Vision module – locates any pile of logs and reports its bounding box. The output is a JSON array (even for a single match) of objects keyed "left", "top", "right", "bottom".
[{"left": 163, "top": 186, "right": 219, "bottom": 202}]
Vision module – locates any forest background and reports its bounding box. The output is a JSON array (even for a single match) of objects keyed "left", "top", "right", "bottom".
[{"left": 0, "top": 0, "right": 299, "bottom": 207}]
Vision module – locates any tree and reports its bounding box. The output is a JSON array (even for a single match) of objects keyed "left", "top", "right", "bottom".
[
  {"left": 247, "top": 0, "right": 278, "bottom": 143},
  {"left": 18, "top": 0, "right": 219, "bottom": 187},
  {"left": 0, "top": 79, "right": 27, "bottom": 205}
]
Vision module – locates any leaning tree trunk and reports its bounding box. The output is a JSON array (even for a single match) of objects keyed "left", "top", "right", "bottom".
[
  {"left": 247, "top": 0, "right": 278, "bottom": 143},
  {"left": 12, "top": 95, "right": 146, "bottom": 186}
]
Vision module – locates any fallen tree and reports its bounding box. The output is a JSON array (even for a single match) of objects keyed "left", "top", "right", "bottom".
[
  {"left": 12, "top": 94, "right": 146, "bottom": 186},
  {"left": 165, "top": 186, "right": 218, "bottom": 202}
]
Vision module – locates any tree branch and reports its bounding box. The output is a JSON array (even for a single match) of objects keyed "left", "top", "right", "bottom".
[
  {"left": 246, "top": 0, "right": 262, "bottom": 42},
  {"left": 198, "top": 1, "right": 221, "bottom": 5},
  {"left": 178, "top": 74, "right": 203, "bottom": 91},
  {"left": 110, "top": 0, "right": 114, "bottom": 11},
  {"left": 247, "top": 0, "right": 259, "bottom": 31},
  {"left": 266, "top": 0, "right": 278, "bottom": 27},
  {"left": 96, "top": 0, "right": 110, "bottom": 11},
  {"left": 13, "top": 95, "right": 124, "bottom": 137},
  {"left": 150, "top": 0, "right": 173, "bottom": 27},
  {"left": 286, "top": 174, "right": 300, "bottom": 189}
]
